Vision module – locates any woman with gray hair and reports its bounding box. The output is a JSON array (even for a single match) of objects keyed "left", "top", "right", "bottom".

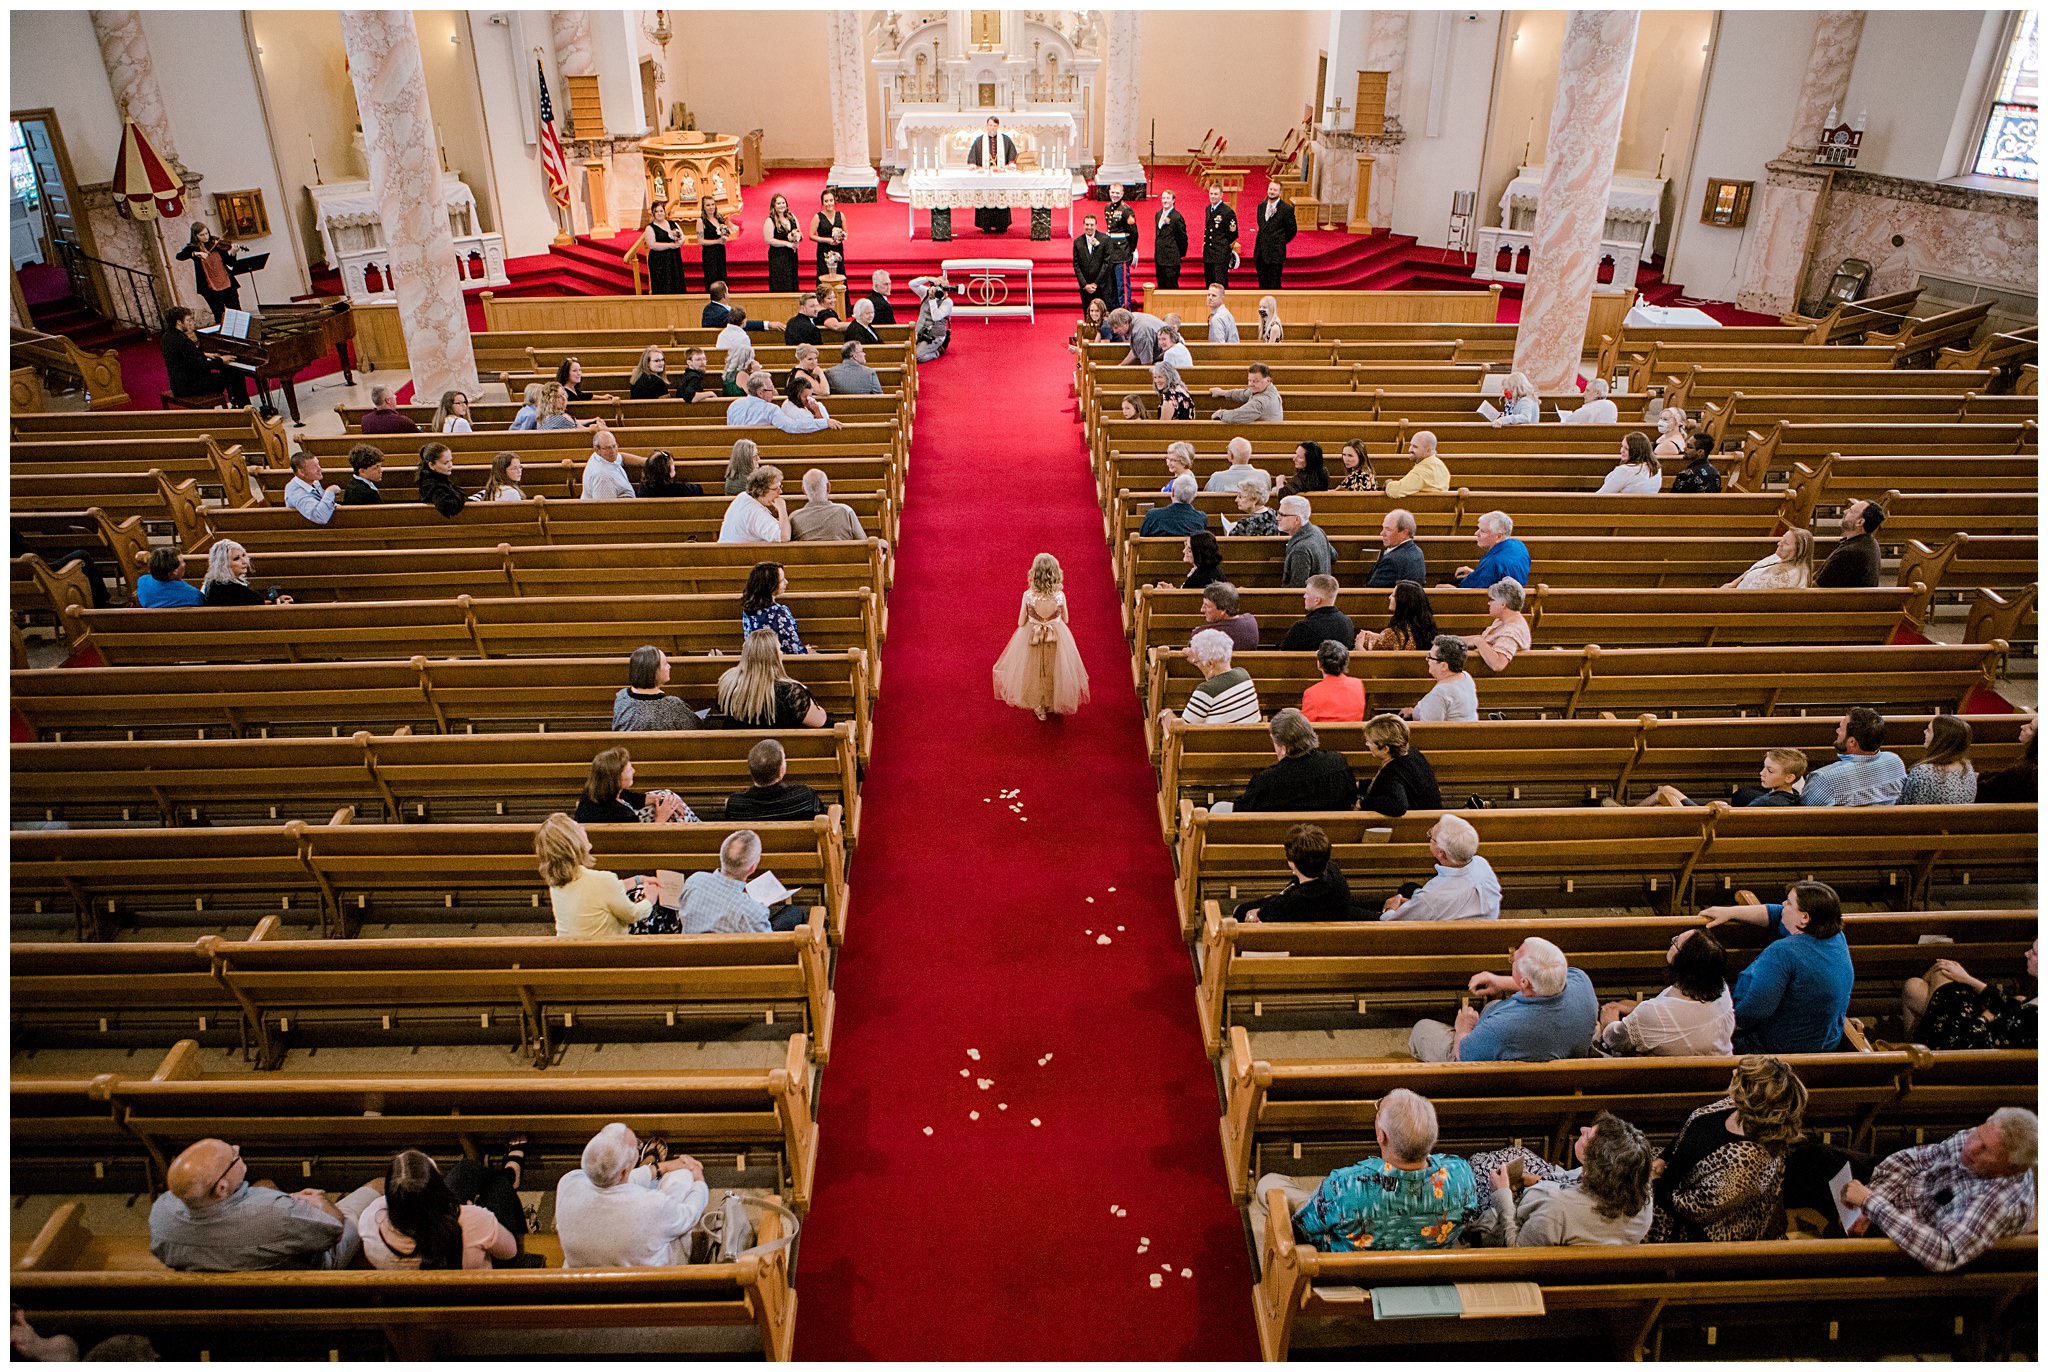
[
  {"left": 845, "top": 295, "right": 882, "bottom": 345},
  {"left": 200, "top": 539, "right": 290, "bottom": 606},
  {"left": 721, "top": 346, "right": 759, "bottom": 398},
  {"left": 1490, "top": 371, "right": 1540, "bottom": 425},
  {"left": 554, "top": 1122, "right": 709, "bottom": 1269},
  {"left": 723, "top": 438, "right": 761, "bottom": 496},
  {"left": 1178, "top": 628, "right": 1261, "bottom": 724},
  {"left": 1466, "top": 577, "right": 1533, "bottom": 671},
  {"left": 1151, "top": 360, "right": 1195, "bottom": 419},
  {"left": 1224, "top": 473, "right": 1279, "bottom": 537}
]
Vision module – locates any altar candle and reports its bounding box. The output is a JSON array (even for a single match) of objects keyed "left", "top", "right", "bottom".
[{"left": 1660, "top": 127, "right": 1670, "bottom": 162}]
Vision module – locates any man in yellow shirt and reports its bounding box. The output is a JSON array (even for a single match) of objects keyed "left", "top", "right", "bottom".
[{"left": 1383, "top": 431, "right": 1451, "bottom": 499}]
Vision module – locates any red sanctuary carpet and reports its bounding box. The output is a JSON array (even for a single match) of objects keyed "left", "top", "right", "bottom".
[{"left": 789, "top": 310, "right": 1260, "bottom": 1358}]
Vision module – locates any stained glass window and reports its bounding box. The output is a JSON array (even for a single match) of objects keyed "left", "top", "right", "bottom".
[
  {"left": 1973, "top": 10, "right": 2040, "bottom": 180},
  {"left": 10, "top": 122, "right": 40, "bottom": 210}
]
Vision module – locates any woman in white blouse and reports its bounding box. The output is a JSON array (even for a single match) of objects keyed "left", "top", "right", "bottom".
[
  {"left": 1596, "top": 926, "right": 1735, "bottom": 1056},
  {"left": 432, "top": 390, "right": 473, "bottom": 434},
  {"left": 1724, "top": 527, "right": 1815, "bottom": 590},
  {"left": 1597, "top": 431, "right": 1663, "bottom": 493}
]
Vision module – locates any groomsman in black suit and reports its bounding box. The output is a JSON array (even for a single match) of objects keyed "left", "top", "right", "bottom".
[
  {"left": 1072, "top": 214, "right": 1109, "bottom": 307},
  {"left": 1202, "top": 184, "right": 1238, "bottom": 288},
  {"left": 1254, "top": 180, "right": 1299, "bottom": 289},
  {"left": 1152, "top": 189, "right": 1188, "bottom": 289}
]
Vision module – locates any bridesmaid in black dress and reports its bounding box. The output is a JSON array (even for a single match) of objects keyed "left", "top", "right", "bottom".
[
  {"left": 698, "top": 196, "right": 736, "bottom": 288},
  {"left": 764, "top": 194, "right": 802, "bottom": 293},
  {"left": 638, "top": 202, "right": 686, "bottom": 295},
  {"left": 812, "top": 190, "right": 848, "bottom": 285}
]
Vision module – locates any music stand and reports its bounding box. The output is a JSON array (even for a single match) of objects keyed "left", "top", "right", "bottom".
[{"left": 230, "top": 252, "right": 270, "bottom": 313}]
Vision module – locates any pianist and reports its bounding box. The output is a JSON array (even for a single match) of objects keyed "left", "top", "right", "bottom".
[
  {"left": 282, "top": 453, "right": 342, "bottom": 525},
  {"left": 160, "top": 306, "right": 249, "bottom": 406},
  {"left": 360, "top": 384, "right": 420, "bottom": 436}
]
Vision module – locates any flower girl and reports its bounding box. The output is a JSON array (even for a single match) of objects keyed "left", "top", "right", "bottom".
[{"left": 992, "top": 553, "right": 1091, "bottom": 720}]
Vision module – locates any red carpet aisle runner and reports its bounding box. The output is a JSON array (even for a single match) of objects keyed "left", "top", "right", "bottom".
[{"left": 792, "top": 316, "right": 1259, "bottom": 1357}]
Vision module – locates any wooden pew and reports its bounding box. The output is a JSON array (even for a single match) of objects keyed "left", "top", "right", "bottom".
[
  {"left": 1783, "top": 451, "right": 2039, "bottom": 498},
  {"left": 1735, "top": 418, "right": 2035, "bottom": 489},
  {"left": 1698, "top": 390, "right": 2035, "bottom": 447},
  {"left": 1593, "top": 324, "right": 1818, "bottom": 379},
  {"left": 1629, "top": 341, "right": 1904, "bottom": 393},
  {"left": 1899, "top": 532, "right": 2039, "bottom": 597},
  {"left": 12, "top": 814, "right": 851, "bottom": 944},
  {"left": 297, "top": 421, "right": 908, "bottom": 477},
  {"left": 8, "top": 326, "right": 128, "bottom": 409},
  {"left": 1664, "top": 363, "right": 1994, "bottom": 413},
  {"left": 1940, "top": 325, "right": 2038, "bottom": 385},
  {"left": 337, "top": 382, "right": 911, "bottom": 432},
  {"left": 12, "top": 908, "right": 837, "bottom": 1068},
  {"left": 1869, "top": 300, "right": 1996, "bottom": 365},
  {"left": 1783, "top": 285, "right": 1923, "bottom": 345},
  {"left": 1139, "top": 286, "right": 1505, "bottom": 327},
  {"left": 10, "top": 406, "right": 290, "bottom": 467}
]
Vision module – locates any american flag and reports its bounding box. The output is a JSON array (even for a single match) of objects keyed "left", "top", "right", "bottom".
[{"left": 536, "top": 57, "right": 570, "bottom": 210}]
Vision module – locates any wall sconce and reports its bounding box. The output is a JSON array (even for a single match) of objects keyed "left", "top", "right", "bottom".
[{"left": 1699, "top": 177, "right": 1753, "bottom": 227}]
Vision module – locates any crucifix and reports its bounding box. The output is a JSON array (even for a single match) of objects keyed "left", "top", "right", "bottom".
[{"left": 1323, "top": 93, "right": 1351, "bottom": 127}]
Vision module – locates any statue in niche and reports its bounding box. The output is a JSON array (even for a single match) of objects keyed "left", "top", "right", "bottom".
[
  {"left": 712, "top": 170, "right": 727, "bottom": 201},
  {"left": 680, "top": 173, "right": 697, "bottom": 202}
]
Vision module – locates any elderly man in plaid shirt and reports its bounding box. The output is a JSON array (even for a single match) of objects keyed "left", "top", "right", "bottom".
[{"left": 1842, "top": 1107, "right": 2036, "bottom": 1271}]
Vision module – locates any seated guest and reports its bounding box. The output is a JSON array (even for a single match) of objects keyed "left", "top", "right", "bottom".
[
  {"left": 716, "top": 307, "right": 758, "bottom": 355},
  {"left": 534, "top": 380, "right": 590, "bottom": 430},
  {"left": 718, "top": 628, "right": 828, "bottom": 728},
  {"left": 342, "top": 444, "right": 385, "bottom": 504},
  {"left": 613, "top": 645, "right": 701, "bottom": 731},
  {"left": 1231, "top": 822, "right": 1353, "bottom": 923},
  {"left": 1249, "top": 1089, "right": 1482, "bottom": 1253},
  {"left": 702, "top": 280, "right": 773, "bottom": 332},
  {"left": 724, "top": 438, "right": 760, "bottom": 495},
  {"left": 1653, "top": 405, "right": 1689, "bottom": 462},
  {"left": 1121, "top": 393, "right": 1155, "bottom": 421},
  {"left": 1454, "top": 510, "right": 1531, "bottom": 589},
  {"left": 1279, "top": 496, "right": 1333, "bottom": 587},
  {"left": 1364, "top": 509, "right": 1424, "bottom": 587},
  {"left": 1724, "top": 528, "right": 1817, "bottom": 590},
  {"left": 720, "top": 466, "right": 793, "bottom": 545},
  {"left": 783, "top": 292, "right": 829, "bottom": 347},
  {"left": 150, "top": 1137, "right": 373, "bottom": 1270},
  {"left": 575, "top": 745, "right": 691, "bottom": 825},
  {"left": 282, "top": 452, "right": 340, "bottom": 525},
  {"left": 1276, "top": 441, "right": 1329, "bottom": 497},
  {"left": 1638, "top": 747, "right": 1807, "bottom": 810},
  {"left": 1465, "top": 577, "right": 1532, "bottom": 671},
  {"left": 201, "top": 539, "right": 289, "bottom": 606},
  {"left": 1488, "top": 371, "right": 1541, "bottom": 425},
  {"left": 556, "top": 1123, "right": 708, "bottom": 1268},
  {"left": 674, "top": 347, "right": 711, "bottom": 402},
  {"left": 741, "top": 561, "right": 810, "bottom": 654},
  {"left": 783, "top": 342, "right": 831, "bottom": 398},
  {"left": 1802, "top": 706, "right": 1907, "bottom": 806},
  {"left": 1902, "top": 940, "right": 2036, "bottom": 1049},
  {"left": 1178, "top": 628, "right": 1261, "bottom": 724},
  {"left": 1900, "top": 713, "right": 1977, "bottom": 804},
  {"left": 1208, "top": 362, "right": 1284, "bottom": 423},
  {"left": 415, "top": 443, "right": 466, "bottom": 516},
  {"left": 555, "top": 357, "right": 595, "bottom": 402},
  {"left": 1279, "top": 574, "right": 1354, "bottom": 652},
  {"left": 1409, "top": 635, "right": 1478, "bottom": 723},
  {"left": 843, "top": 297, "right": 883, "bottom": 346},
  {"left": 358, "top": 1147, "right": 526, "bottom": 1270},
  {"left": 722, "top": 347, "right": 761, "bottom": 397},
  {"left": 786, "top": 466, "right": 860, "bottom": 544},
  {"left": 628, "top": 345, "right": 674, "bottom": 400},
  {"left": 537, "top": 813, "right": 673, "bottom": 937},
  {"left": 1222, "top": 474, "right": 1279, "bottom": 538},
  {"left": 1562, "top": 376, "right": 1619, "bottom": 425},
  {"left": 1596, "top": 927, "right": 1735, "bottom": 1056},
  {"left": 1383, "top": 430, "right": 1450, "bottom": 499},
  {"left": 1357, "top": 579, "right": 1437, "bottom": 653},
  {"left": 1301, "top": 640, "right": 1365, "bottom": 723},
  {"left": 1358, "top": 713, "right": 1442, "bottom": 816},
  {"left": 727, "top": 372, "right": 827, "bottom": 433},
  {"left": 1333, "top": 438, "right": 1378, "bottom": 492},
  {"left": 1670, "top": 431, "right": 1723, "bottom": 493},
  {"left": 1158, "top": 325, "right": 1194, "bottom": 371},
  {"left": 639, "top": 450, "right": 702, "bottom": 499},
  {"left": 1978, "top": 710, "right": 2036, "bottom": 802},
  {"left": 1152, "top": 362, "right": 1196, "bottom": 419},
  {"left": 136, "top": 546, "right": 203, "bottom": 608},
  {"left": 1140, "top": 473, "right": 1209, "bottom": 538},
  {"left": 1817, "top": 499, "right": 1885, "bottom": 587},
  {"left": 1205, "top": 436, "right": 1262, "bottom": 493},
  {"left": 360, "top": 383, "right": 420, "bottom": 435},
  {"left": 1410, "top": 936, "right": 1596, "bottom": 1062},
  {"left": 781, "top": 375, "right": 843, "bottom": 432},
  {"left": 1195, "top": 581, "right": 1260, "bottom": 652},
  {"left": 1701, "top": 880, "right": 1854, "bottom": 1053},
  {"left": 1159, "top": 529, "right": 1224, "bottom": 590},
  {"left": 1380, "top": 813, "right": 1499, "bottom": 922},
  {"left": 575, "top": 429, "right": 637, "bottom": 502},
  {"left": 1160, "top": 444, "right": 1195, "bottom": 491},
  {"left": 1237, "top": 709, "right": 1357, "bottom": 812},
  {"left": 1649, "top": 1055, "right": 1807, "bottom": 1242},
  {"left": 1840, "top": 1110, "right": 2038, "bottom": 1271},
  {"left": 1597, "top": 431, "right": 1661, "bottom": 494},
  {"left": 726, "top": 739, "right": 827, "bottom": 823},
  {"left": 677, "top": 828, "right": 806, "bottom": 933},
  {"left": 510, "top": 382, "right": 544, "bottom": 430},
  {"left": 432, "top": 390, "right": 474, "bottom": 434},
  {"left": 1467, "top": 1112, "right": 1655, "bottom": 1247},
  {"left": 159, "top": 305, "right": 248, "bottom": 403},
  {"left": 824, "top": 339, "right": 883, "bottom": 395},
  {"left": 861, "top": 269, "right": 896, "bottom": 325}
]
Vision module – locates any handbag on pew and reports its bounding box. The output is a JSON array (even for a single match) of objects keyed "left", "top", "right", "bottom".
[{"left": 691, "top": 1190, "right": 801, "bottom": 1264}]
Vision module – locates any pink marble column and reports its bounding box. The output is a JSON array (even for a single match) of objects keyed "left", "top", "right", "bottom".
[
  {"left": 89, "top": 10, "right": 197, "bottom": 313},
  {"left": 340, "top": 10, "right": 479, "bottom": 400},
  {"left": 1781, "top": 11, "right": 1865, "bottom": 161},
  {"left": 1512, "top": 10, "right": 1640, "bottom": 393},
  {"left": 824, "top": 10, "right": 878, "bottom": 198},
  {"left": 1096, "top": 11, "right": 1144, "bottom": 189},
  {"left": 550, "top": 11, "right": 597, "bottom": 78},
  {"left": 1362, "top": 10, "right": 1410, "bottom": 227}
]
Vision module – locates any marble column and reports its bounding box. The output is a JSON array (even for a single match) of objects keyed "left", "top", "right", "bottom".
[
  {"left": 89, "top": 9, "right": 196, "bottom": 314},
  {"left": 1734, "top": 12, "right": 1866, "bottom": 316},
  {"left": 1512, "top": 9, "right": 1639, "bottom": 393},
  {"left": 824, "top": 10, "right": 878, "bottom": 201},
  {"left": 340, "top": 10, "right": 479, "bottom": 400},
  {"left": 1361, "top": 10, "right": 1410, "bottom": 228},
  {"left": 550, "top": 10, "right": 596, "bottom": 78},
  {"left": 1095, "top": 10, "right": 1144, "bottom": 193}
]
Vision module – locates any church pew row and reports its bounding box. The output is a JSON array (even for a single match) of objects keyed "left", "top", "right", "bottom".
[
  {"left": 9, "top": 406, "right": 291, "bottom": 467},
  {"left": 1155, "top": 713, "right": 2032, "bottom": 839},
  {"left": 12, "top": 910, "right": 836, "bottom": 1070},
  {"left": 295, "top": 419, "right": 907, "bottom": 474},
  {"left": 1625, "top": 340, "right": 1913, "bottom": 392},
  {"left": 11, "top": 1033, "right": 818, "bottom": 1218},
  {"left": 1698, "top": 389, "right": 2031, "bottom": 446},
  {"left": 464, "top": 315, "right": 913, "bottom": 359},
  {"left": 12, "top": 814, "right": 849, "bottom": 945},
  {"left": 337, "top": 379, "right": 913, "bottom": 432},
  {"left": 1737, "top": 418, "right": 2036, "bottom": 487},
  {"left": 1775, "top": 453, "right": 2042, "bottom": 503},
  {"left": 1135, "top": 287, "right": 1507, "bottom": 329},
  {"left": 11, "top": 653, "right": 872, "bottom": 764},
  {"left": 1782, "top": 286, "right": 1926, "bottom": 346},
  {"left": 1171, "top": 803, "right": 2037, "bottom": 935},
  {"left": 1253, "top": 1216, "right": 2034, "bottom": 1360},
  {"left": 11, "top": 724, "right": 862, "bottom": 839},
  {"left": 1940, "top": 324, "right": 2038, "bottom": 375},
  {"left": 1195, "top": 905, "right": 2038, "bottom": 1059},
  {"left": 1903, "top": 533, "right": 2041, "bottom": 601},
  {"left": 1869, "top": 300, "right": 2000, "bottom": 365},
  {"left": 12, "top": 1201, "right": 796, "bottom": 1361},
  {"left": 1591, "top": 323, "right": 1837, "bottom": 377},
  {"left": 1664, "top": 362, "right": 2002, "bottom": 414}
]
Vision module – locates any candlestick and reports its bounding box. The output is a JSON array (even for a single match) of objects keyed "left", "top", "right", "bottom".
[{"left": 309, "top": 132, "right": 322, "bottom": 185}]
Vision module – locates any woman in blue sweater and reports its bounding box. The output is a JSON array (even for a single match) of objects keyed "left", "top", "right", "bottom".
[{"left": 1699, "top": 881, "right": 1854, "bottom": 1053}]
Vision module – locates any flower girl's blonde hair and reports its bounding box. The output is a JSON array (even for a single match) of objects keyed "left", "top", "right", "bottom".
[{"left": 1028, "top": 552, "right": 1063, "bottom": 596}]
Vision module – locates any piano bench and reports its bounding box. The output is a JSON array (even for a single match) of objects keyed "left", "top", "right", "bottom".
[{"left": 161, "top": 391, "right": 232, "bottom": 411}]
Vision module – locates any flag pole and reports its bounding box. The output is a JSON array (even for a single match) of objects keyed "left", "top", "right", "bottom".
[{"left": 537, "top": 47, "right": 573, "bottom": 247}]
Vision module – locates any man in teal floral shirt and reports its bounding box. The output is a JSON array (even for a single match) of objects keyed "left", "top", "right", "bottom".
[{"left": 1250, "top": 1088, "right": 1484, "bottom": 1253}]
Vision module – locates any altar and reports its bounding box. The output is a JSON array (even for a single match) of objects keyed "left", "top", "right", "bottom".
[
  {"left": 1473, "top": 166, "right": 1668, "bottom": 292},
  {"left": 310, "top": 173, "right": 505, "bottom": 303},
  {"left": 892, "top": 109, "right": 1083, "bottom": 242}
]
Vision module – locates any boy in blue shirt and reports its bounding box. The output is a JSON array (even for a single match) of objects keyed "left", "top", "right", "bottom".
[{"left": 136, "top": 547, "right": 203, "bottom": 608}]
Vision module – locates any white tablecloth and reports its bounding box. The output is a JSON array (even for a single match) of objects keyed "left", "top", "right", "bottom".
[
  {"left": 902, "top": 169, "right": 1076, "bottom": 210},
  {"left": 1626, "top": 304, "right": 1721, "bottom": 329}
]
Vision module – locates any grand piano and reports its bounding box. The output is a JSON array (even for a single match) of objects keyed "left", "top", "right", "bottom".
[{"left": 199, "top": 299, "right": 357, "bottom": 426}]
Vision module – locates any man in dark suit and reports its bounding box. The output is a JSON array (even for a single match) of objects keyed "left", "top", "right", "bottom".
[
  {"left": 1254, "top": 180, "right": 1298, "bottom": 289},
  {"left": 701, "top": 282, "right": 775, "bottom": 333},
  {"left": 1365, "top": 509, "right": 1427, "bottom": 587},
  {"left": 1152, "top": 188, "right": 1188, "bottom": 290},
  {"left": 862, "top": 271, "right": 896, "bottom": 326},
  {"left": 1072, "top": 214, "right": 1109, "bottom": 308},
  {"left": 1202, "top": 184, "right": 1238, "bottom": 288},
  {"left": 159, "top": 306, "right": 249, "bottom": 404}
]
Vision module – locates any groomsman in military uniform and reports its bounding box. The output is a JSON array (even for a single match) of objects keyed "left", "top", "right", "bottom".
[
  {"left": 1202, "top": 184, "right": 1238, "bottom": 288},
  {"left": 1152, "top": 189, "right": 1188, "bottom": 290},
  {"left": 1254, "top": 180, "right": 1299, "bottom": 289},
  {"left": 1100, "top": 182, "right": 1138, "bottom": 310}
]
